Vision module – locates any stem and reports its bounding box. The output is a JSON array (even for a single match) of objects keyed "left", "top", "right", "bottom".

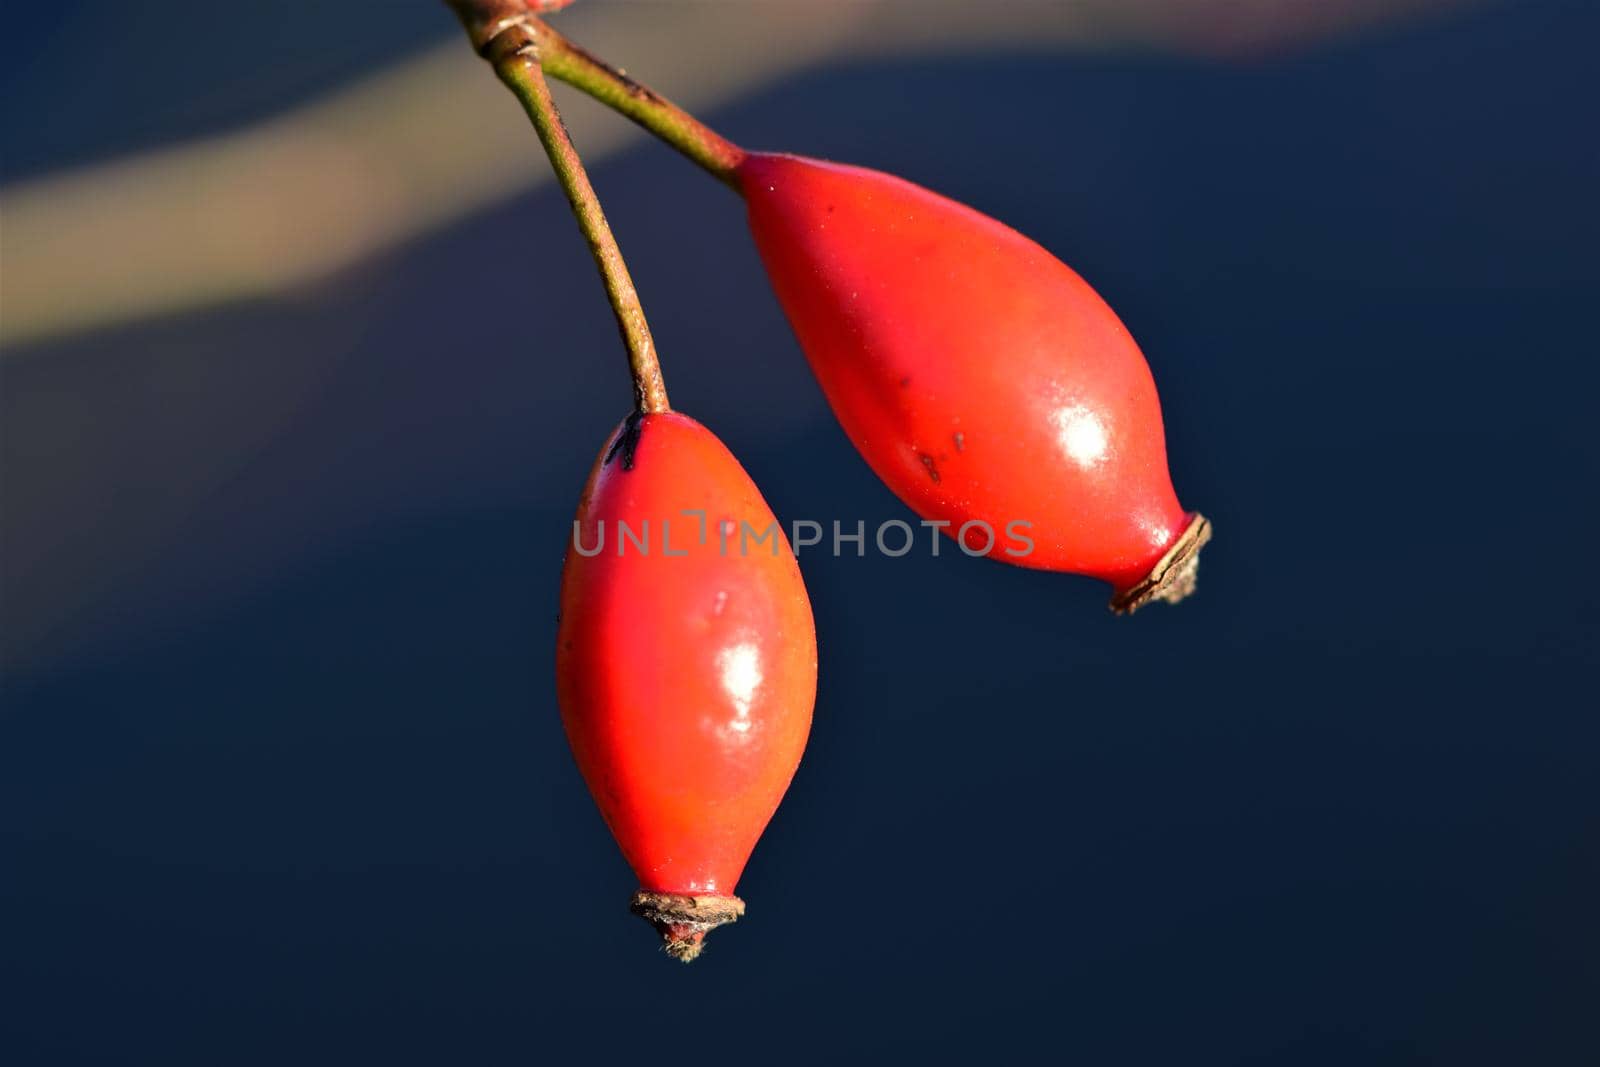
[
  {"left": 471, "top": 16, "right": 670, "bottom": 414},
  {"left": 539, "top": 24, "right": 746, "bottom": 184},
  {"left": 446, "top": 1, "right": 746, "bottom": 185}
]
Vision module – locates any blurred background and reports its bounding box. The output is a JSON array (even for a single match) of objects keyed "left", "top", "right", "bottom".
[{"left": 2, "top": 1, "right": 1596, "bottom": 1062}]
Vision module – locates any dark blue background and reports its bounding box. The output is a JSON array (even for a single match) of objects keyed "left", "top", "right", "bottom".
[{"left": 4, "top": 1, "right": 1597, "bottom": 1063}]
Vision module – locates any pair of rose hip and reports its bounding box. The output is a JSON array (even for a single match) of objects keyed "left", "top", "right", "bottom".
[{"left": 449, "top": 1, "right": 1210, "bottom": 961}]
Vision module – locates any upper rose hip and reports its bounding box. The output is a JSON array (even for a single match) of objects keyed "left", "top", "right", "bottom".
[{"left": 736, "top": 151, "right": 1209, "bottom": 611}]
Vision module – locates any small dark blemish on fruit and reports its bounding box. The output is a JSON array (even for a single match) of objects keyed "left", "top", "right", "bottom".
[
  {"left": 900, "top": 376, "right": 911, "bottom": 388},
  {"left": 604, "top": 411, "right": 646, "bottom": 471},
  {"left": 827, "top": 204, "right": 836, "bottom": 214},
  {"left": 953, "top": 432, "right": 965, "bottom": 452},
  {"left": 919, "top": 453, "right": 941, "bottom": 483}
]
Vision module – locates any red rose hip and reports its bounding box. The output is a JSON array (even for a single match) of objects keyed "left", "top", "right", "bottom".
[
  {"left": 737, "top": 152, "right": 1210, "bottom": 612},
  {"left": 556, "top": 411, "right": 817, "bottom": 960}
]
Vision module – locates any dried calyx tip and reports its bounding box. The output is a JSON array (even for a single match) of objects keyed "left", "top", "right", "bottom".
[
  {"left": 630, "top": 891, "right": 745, "bottom": 963},
  {"left": 1109, "top": 513, "right": 1212, "bottom": 615}
]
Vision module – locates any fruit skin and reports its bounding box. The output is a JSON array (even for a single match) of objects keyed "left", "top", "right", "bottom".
[
  {"left": 556, "top": 412, "right": 816, "bottom": 913},
  {"left": 737, "top": 152, "right": 1202, "bottom": 602}
]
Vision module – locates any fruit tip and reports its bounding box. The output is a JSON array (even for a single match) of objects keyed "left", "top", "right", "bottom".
[
  {"left": 630, "top": 890, "right": 746, "bottom": 964},
  {"left": 1108, "top": 513, "right": 1212, "bottom": 615}
]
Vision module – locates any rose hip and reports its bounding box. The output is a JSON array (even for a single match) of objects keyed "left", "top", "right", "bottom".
[
  {"left": 556, "top": 412, "right": 817, "bottom": 960},
  {"left": 737, "top": 152, "right": 1210, "bottom": 612}
]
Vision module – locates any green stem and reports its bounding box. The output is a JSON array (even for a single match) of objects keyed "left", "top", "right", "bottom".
[
  {"left": 538, "top": 23, "right": 746, "bottom": 184},
  {"left": 446, "top": 1, "right": 746, "bottom": 185},
  {"left": 472, "top": 17, "right": 670, "bottom": 414}
]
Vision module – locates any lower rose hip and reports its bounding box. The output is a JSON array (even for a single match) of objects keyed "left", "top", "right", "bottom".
[
  {"left": 446, "top": 7, "right": 822, "bottom": 963},
  {"left": 556, "top": 412, "right": 817, "bottom": 961}
]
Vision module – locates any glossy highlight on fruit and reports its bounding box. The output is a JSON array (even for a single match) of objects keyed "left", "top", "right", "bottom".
[
  {"left": 556, "top": 411, "right": 817, "bottom": 960},
  {"left": 737, "top": 152, "right": 1210, "bottom": 612}
]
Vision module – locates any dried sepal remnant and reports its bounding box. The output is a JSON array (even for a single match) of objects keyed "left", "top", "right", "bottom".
[
  {"left": 631, "top": 892, "right": 746, "bottom": 963},
  {"left": 1108, "top": 513, "right": 1212, "bottom": 615}
]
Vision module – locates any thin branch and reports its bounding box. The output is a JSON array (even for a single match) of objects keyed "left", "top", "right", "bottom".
[{"left": 463, "top": 14, "right": 669, "bottom": 414}]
